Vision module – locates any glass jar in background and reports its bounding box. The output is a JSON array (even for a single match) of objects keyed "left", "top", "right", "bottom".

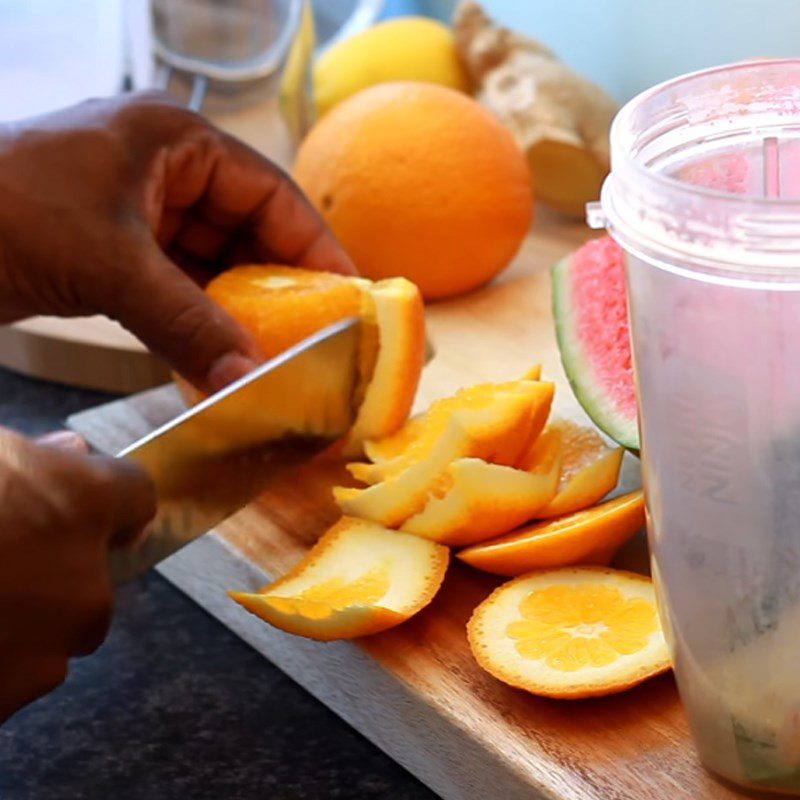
[
  {"left": 150, "top": 0, "right": 310, "bottom": 166},
  {"left": 125, "top": 0, "right": 384, "bottom": 166}
]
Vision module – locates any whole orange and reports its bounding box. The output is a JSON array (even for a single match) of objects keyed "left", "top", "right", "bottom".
[{"left": 294, "top": 82, "right": 534, "bottom": 300}]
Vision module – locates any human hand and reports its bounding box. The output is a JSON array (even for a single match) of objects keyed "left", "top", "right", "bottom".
[
  {"left": 0, "top": 428, "right": 155, "bottom": 723},
  {"left": 0, "top": 93, "right": 356, "bottom": 393}
]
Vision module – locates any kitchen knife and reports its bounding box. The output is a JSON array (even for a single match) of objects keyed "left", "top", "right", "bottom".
[{"left": 110, "top": 317, "right": 360, "bottom": 584}]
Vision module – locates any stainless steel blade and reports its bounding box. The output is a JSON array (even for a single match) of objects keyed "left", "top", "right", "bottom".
[{"left": 111, "top": 317, "right": 360, "bottom": 584}]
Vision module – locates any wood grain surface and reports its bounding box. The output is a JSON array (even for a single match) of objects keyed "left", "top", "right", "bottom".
[{"left": 69, "top": 211, "right": 751, "bottom": 800}]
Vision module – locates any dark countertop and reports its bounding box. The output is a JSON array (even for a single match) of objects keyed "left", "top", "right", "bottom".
[{"left": 0, "top": 367, "right": 435, "bottom": 800}]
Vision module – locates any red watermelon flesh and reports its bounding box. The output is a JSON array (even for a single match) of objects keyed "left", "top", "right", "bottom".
[
  {"left": 552, "top": 153, "right": 756, "bottom": 451},
  {"left": 552, "top": 235, "right": 639, "bottom": 450}
]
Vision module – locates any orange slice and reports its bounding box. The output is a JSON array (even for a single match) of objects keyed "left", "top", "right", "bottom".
[
  {"left": 183, "top": 265, "right": 425, "bottom": 453},
  {"left": 229, "top": 516, "right": 448, "bottom": 641},
  {"left": 468, "top": 567, "right": 670, "bottom": 699},
  {"left": 399, "top": 428, "right": 562, "bottom": 546},
  {"left": 355, "top": 376, "right": 553, "bottom": 484},
  {"left": 536, "top": 419, "right": 623, "bottom": 518},
  {"left": 334, "top": 384, "right": 553, "bottom": 528},
  {"left": 458, "top": 490, "right": 645, "bottom": 575}
]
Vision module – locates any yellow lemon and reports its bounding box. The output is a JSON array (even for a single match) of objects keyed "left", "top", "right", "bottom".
[{"left": 314, "top": 17, "right": 469, "bottom": 117}]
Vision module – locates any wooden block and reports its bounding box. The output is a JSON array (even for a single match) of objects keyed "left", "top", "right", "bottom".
[{"left": 68, "top": 217, "right": 743, "bottom": 799}]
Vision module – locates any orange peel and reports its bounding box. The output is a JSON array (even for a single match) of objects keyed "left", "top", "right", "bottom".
[
  {"left": 536, "top": 418, "right": 623, "bottom": 518},
  {"left": 468, "top": 567, "right": 670, "bottom": 699},
  {"left": 229, "top": 516, "right": 449, "bottom": 641},
  {"left": 458, "top": 490, "right": 645, "bottom": 575},
  {"left": 356, "top": 376, "right": 553, "bottom": 484},
  {"left": 334, "top": 385, "right": 553, "bottom": 528},
  {"left": 364, "top": 367, "right": 543, "bottom": 467},
  {"left": 344, "top": 277, "right": 426, "bottom": 454},
  {"left": 399, "top": 428, "right": 562, "bottom": 546}
]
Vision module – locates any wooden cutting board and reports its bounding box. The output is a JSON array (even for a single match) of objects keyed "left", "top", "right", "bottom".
[{"left": 68, "top": 213, "right": 746, "bottom": 800}]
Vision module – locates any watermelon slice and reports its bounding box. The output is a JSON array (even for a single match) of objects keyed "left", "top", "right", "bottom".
[{"left": 552, "top": 235, "right": 639, "bottom": 451}]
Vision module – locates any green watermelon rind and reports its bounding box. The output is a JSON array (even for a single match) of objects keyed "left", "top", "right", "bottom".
[{"left": 551, "top": 252, "right": 640, "bottom": 452}]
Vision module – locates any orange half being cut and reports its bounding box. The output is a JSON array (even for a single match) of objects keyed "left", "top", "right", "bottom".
[{"left": 181, "top": 265, "right": 425, "bottom": 454}]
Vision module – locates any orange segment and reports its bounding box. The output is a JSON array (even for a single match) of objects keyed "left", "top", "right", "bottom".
[
  {"left": 536, "top": 418, "right": 623, "bottom": 518},
  {"left": 468, "top": 567, "right": 670, "bottom": 699},
  {"left": 399, "top": 428, "right": 562, "bottom": 546},
  {"left": 334, "top": 386, "right": 552, "bottom": 528},
  {"left": 458, "top": 490, "right": 645, "bottom": 575},
  {"left": 229, "top": 516, "right": 449, "bottom": 641},
  {"left": 184, "top": 265, "right": 425, "bottom": 452}
]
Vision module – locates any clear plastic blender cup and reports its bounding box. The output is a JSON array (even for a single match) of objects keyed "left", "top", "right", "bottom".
[{"left": 594, "top": 59, "right": 800, "bottom": 794}]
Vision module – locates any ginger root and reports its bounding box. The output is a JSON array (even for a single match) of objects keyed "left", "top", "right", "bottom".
[{"left": 453, "top": 1, "right": 618, "bottom": 218}]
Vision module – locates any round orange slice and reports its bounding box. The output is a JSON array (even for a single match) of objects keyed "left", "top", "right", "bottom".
[
  {"left": 536, "top": 418, "right": 623, "bottom": 518},
  {"left": 183, "top": 265, "right": 425, "bottom": 454},
  {"left": 468, "top": 567, "right": 670, "bottom": 699},
  {"left": 458, "top": 490, "right": 645, "bottom": 575},
  {"left": 229, "top": 516, "right": 449, "bottom": 641}
]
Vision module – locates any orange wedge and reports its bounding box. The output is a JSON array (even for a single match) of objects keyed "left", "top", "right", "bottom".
[
  {"left": 355, "top": 376, "right": 553, "bottom": 485},
  {"left": 468, "top": 567, "right": 670, "bottom": 699},
  {"left": 334, "top": 383, "right": 554, "bottom": 528},
  {"left": 536, "top": 419, "right": 623, "bottom": 518},
  {"left": 229, "top": 516, "right": 448, "bottom": 641},
  {"left": 458, "top": 490, "right": 645, "bottom": 575},
  {"left": 399, "top": 429, "right": 562, "bottom": 546},
  {"left": 182, "top": 265, "right": 425, "bottom": 453}
]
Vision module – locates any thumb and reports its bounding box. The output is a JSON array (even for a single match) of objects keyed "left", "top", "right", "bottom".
[
  {"left": 36, "top": 430, "right": 89, "bottom": 453},
  {"left": 112, "top": 242, "right": 261, "bottom": 393}
]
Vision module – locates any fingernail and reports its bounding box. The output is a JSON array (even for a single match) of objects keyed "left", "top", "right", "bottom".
[
  {"left": 37, "top": 430, "right": 89, "bottom": 453},
  {"left": 206, "top": 352, "right": 260, "bottom": 393}
]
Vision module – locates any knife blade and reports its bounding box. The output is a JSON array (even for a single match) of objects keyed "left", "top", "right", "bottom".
[{"left": 110, "top": 317, "right": 361, "bottom": 584}]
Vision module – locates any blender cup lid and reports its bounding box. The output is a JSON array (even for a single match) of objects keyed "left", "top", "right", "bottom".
[{"left": 594, "top": 58, "right": 800, "bottom": 279}]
